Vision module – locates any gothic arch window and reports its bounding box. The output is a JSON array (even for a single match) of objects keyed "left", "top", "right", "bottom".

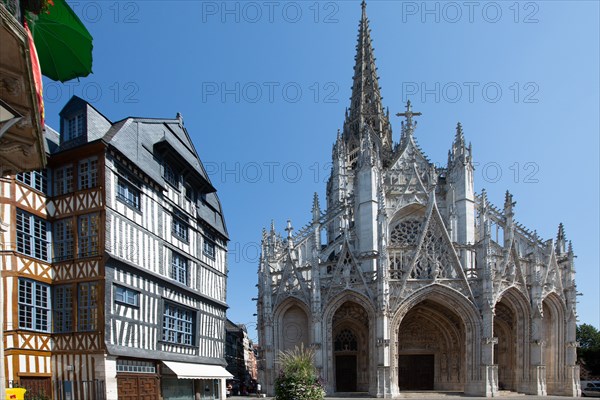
[
  {"left": 390, "top": 219, "right": 421, "bottom": 247},
  {"left": 335, "top": 329, "right": 358, "bottom": 352},
  {"left": 348, "top": 142, "right": 359, "bottom": 167},
  {"left": 412, "top": 223, "right": 458, "bottom": 280},
  {"left": 388, "top": 219, "right": 421, "bottom": 279}
]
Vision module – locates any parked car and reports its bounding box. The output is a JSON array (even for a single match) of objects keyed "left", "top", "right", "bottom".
[{"left": 583, "top": 382, "right": 600, "bottom": 397}]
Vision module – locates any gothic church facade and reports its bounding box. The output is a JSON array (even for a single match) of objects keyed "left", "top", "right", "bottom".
[{"left": 256, "top": 2, "right": 580, "bottom": 397}]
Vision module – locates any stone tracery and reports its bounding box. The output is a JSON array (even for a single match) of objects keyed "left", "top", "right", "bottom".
[{"left": 256, "top": 2, "right": 579, "bottom": 397}]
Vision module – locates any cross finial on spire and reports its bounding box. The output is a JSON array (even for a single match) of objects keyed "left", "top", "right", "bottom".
[
  {"left": 396, "top": 100, "right": 422, "bottom": 134},
  {"left": 361, "top": 0, "right": 367, "bottom": 13},
  {"left": 285, "top": 220, "right": 294, "bottom": 238}
]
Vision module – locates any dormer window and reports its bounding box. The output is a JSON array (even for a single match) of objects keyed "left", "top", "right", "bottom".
[
  {"left": 164, "top": 163, "right": 179, "bottom": 188},
  {"left": 184, "top": 182, "right": 197, "bottom": 203},
  {"left": 65, "top": 114, "right": 84, "bottom": 142}
]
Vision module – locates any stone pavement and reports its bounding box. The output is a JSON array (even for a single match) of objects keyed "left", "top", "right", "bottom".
[{"left": 228, "top": 395, "right": 574, "bottom": 400}]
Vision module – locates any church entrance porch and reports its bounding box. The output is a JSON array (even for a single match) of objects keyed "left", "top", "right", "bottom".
[
  {"left": 330, "top": 300, "right": 371, "bottom": 393},
  {"left": 494, "top": 301, "right": 517, "bottom": 391},
  {"left": 493, "top": 288, "right": 531, "bottom": 394},
  {"left": 396, "top": 299, "right": 466, "bottom": 393}
]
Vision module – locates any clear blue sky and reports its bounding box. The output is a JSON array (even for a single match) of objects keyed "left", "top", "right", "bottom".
[{"left": 43, "top": 1, "right": 599, "bottom": 341}]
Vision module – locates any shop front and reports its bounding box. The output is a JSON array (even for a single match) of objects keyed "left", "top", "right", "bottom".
[{"left": 161, "top": 361, "right": 232, "bottom": 400}]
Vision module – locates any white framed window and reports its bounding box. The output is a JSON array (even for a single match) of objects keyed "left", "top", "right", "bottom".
[
  {"left": 172, "top": 212, "right": 189, "bottom": 242},
  {"left": 164, "top": 163, "right": 179, "bottom": 188},
  {"left": 54, "top": 165, "right": 73, "bottom": 195},
  {"left": 16, "top": 209, "right": 51, "bottom": 261},
  {"left": 78, "top": 158, "right": 98, "bottom": 190},
  {"left": 116, "top": 359, "right": 156, "bottom": 374},
  {"left": 53, "top": 285, "right": 73, "bottom": 333},
  {"left": 53, "top": 218, "right": 74, "bottom": 261},
  {"left": 78, "top": 282, "right": 98, "bottom": 332},
  {"left": 117, "top": 178, "right": 141, "bottom": 210},
  {"left": 16, "top": 170, "right": 47, "bottom": 193},
  {"left": 115, "top": 285, "right": 139, "bottom": 307},
  {"left": 162, "top": 302, "right": 194, "bottom": 346},
  {"left": 171, "top": 252, "right": 188, "bottom": 285},
  {"left": 78, "top": 213, "right": 100, "bottom": 257},
  {"left": 184, "top": 182, "right": 197, "bottom": 203},
  {"left": 65, "top": 114, "right": 84, "bottom": 141},
  {"left": 203, "top": 231, "right": 216, "bottom": 259},
  {"left": 18, "top": 279, "right": 51, "bottom": 332}
]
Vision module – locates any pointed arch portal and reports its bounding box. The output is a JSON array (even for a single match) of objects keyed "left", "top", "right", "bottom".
[
  {"left": 494, "top": 288, "right": 531, "bottom": 393},
  {"left": 396, "top": 299, "right": 465, "bottom": 391},
  {"left": 543, "top": 293, "right": 566, "bottom": 395},
  {"left": 274, "top": 299, "right": 310, "bottom": 354},
  {"left": 390, "top": 285, "right": 482, "bottom": 396},
  {"left": 332, "top": 301, "right": 370, "bottom": 393}
]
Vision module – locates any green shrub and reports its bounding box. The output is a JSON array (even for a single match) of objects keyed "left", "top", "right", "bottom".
[{"left": 274, "top": 344, "right": 325, "bottom": 400}]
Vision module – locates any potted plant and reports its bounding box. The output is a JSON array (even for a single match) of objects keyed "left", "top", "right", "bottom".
[{"left": 274, "top": 344, "right": 325, "bottom": 400}]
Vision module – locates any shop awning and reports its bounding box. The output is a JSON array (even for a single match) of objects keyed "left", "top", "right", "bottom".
[{"left": 162, "top": 361, "right": 233, "bottom": 380}]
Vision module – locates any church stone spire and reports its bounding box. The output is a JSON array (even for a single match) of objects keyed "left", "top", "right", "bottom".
[
  {"left": 455, "top": 121, "right": 465, "bottom": 144},
  {"left": 343, "top": 1, "right": 392, "bottom": 161},
  {"left": 556, "top": 222, "right": 567, "bottom": 254},
  {"left": 312, "top": 192, "right": 321, "bottom": 223},
  {"left": 449, "top": 122, "right": 472, "bottom": 167},
  {"left": 446, "top": 122, "right": 475, "bottom": 248},
  {"left": 504, "top": 190, "right": 515, "bottom": 217}
]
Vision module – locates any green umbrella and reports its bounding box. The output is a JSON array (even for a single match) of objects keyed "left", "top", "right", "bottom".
[{"left": 25, "top": 0, "right": 93, "bottom": 82}]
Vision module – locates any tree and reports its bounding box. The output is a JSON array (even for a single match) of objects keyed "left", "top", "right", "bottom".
[
  {"left": 577, "top": 324, "right": 600, "bottom": 350},
  {"left": 577, "top": 323, "right": 600, "bottom": 375},
  {"left": 274, "top": 344, "right": 325, "bottom": 400}
]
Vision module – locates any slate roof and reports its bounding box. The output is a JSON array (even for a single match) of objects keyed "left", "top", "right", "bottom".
[
  {"left": 52, "top": 96, "right": 228, "bottom": 238},
  {"left": 44, "top": 125, "right": 60, "bottom": 154}
]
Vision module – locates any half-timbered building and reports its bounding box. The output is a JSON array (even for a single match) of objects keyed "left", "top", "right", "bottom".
[
  {"left": 1, "top": 129, "right": 58, "bottom": 398},
  {"left": 1, "top": 2, "right": 49, "bottom": 393},
  {"left": 1, "top": 96, "right": 231, "bottom": 400}
]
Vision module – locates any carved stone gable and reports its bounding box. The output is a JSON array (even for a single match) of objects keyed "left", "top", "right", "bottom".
[
  {"left": 543, "top": 250, "right": 564, "bottom": 299},
  {"left": 494, "top": 240, "right": 528, "bottom": 301},
  {"left": 275, "top": 251, "right": 309, "bottom": 306},
  {"left": 325, "top": 240, "right": 373, "bottom": 303}
]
